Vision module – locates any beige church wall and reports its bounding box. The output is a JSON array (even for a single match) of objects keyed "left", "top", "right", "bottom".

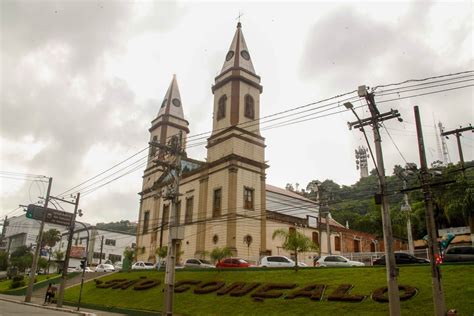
[
  {"left": 203, "top": 219, "right": 229, "bottom": 256},
  {"left": 180, "top": 223, "right": 198, "bottom": 262},
  {"left": 235, "top": 216, "right": 262, "bottom": 264},
  {"left": 207, "top": 137, "right": 264, "bottom": 163}
]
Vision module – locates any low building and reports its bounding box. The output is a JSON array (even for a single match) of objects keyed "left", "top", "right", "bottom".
[{"left": 54, "top": 226, "right": 136, "bottom": 269}]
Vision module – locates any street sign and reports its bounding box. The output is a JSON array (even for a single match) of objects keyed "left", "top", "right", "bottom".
[{"left": 25, "top": 204, "right": 74, "bottom": 226}]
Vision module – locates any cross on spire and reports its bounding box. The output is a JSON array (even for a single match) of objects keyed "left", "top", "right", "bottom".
[{"left": 236, "top": 12, "right": 244, "bottom": 23}]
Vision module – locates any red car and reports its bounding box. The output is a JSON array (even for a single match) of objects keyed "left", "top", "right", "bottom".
[{"left": 216, "top": 258, "right": 252, "bottom": 268}]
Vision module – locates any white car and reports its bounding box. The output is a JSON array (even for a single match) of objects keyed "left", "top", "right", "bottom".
[
  {"left": 259, "top": 256, "right": 307, "bottom": 268},
  {"left": 131, "top": 261, "right": 155, "bottom": 270},
  {"left": 315, "top": 255, "right": 365, "bottom": 267},
  {"left": 95, "top": 264, "right": 115, "bottom": 272},
  {"left": 75, "top": 267, "right": 94, "bottom": 273}
]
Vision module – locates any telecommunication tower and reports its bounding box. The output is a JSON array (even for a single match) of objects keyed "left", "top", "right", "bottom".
[{"left": 355, "top": 146, "right": 369, "bottom": 178}]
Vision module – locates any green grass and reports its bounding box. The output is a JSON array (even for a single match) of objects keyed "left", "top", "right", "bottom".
[
  {"left": 63, "top": 265, "right": 474, "bottom": 316},
  {"left": 0, "top": 274, "right": 61, "bottom": 292}
]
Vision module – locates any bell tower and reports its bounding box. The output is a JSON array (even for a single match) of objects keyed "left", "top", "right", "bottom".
[
  {"left": 207, "top": 22, "right": 265, "bottom": 164},
  {"left": 203, "top": 23, "right": 267, "bottom": 256}
]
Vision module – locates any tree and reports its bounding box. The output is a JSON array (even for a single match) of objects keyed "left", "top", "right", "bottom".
[
  {"left": 52, "top": 250, "right": 64, "bottom": 273},
  {"left": 210, "top": 247, "right": 233, "bottom": 266},
  {"left": 123, "top": 247, "right": 136, "bottom": 271},
  {"left": 10, "top": 246, "right": 33, "bottom": 273},
  {"left": 155, "top": 246, "right": 167, "bottom": 270},
  {"left": 0, "top": 251, "right": 8, "bottom": 271},
  {"left": 272, "top": 228, "right": 317, "bottom": 271},
  {"left": 41, "top": 229, "right": 61, "bottom": 274}
]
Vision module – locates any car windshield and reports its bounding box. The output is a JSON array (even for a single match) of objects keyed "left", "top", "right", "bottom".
[
  {"left": 238, "top": 259, "right": 248, "bottom": 263},
  {"left": 200, "top": 259, "right": 212, "bottom": 264}
]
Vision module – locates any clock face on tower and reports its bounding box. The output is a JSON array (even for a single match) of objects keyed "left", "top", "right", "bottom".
[
  {"left": 240, "top": 50, "right": 250, "bottom": 60},
  {"left": 172, "top": 98, "right": 181, "bottom": 107},
  {"left": 225, "top": 51, "right": 234, "bottom": 61}
]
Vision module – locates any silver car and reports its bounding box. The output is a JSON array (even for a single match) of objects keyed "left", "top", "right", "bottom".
[
  {"left": 315, "top": 255, "right": 365, "bottom": 267},
  {"left": 95, "top": 264, "right": 115, "bottom": 272},
  {"left": 184, "top": 258, "right": 215, "bottom": 268}
]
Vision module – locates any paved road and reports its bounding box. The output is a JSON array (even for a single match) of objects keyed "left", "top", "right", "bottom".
[{"left": 0, "top": 299, "right": 75, "bottom": 315}]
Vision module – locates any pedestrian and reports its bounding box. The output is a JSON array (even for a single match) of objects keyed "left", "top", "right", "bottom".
[{"left": 44, "top": 283, "right": 54, "bottom": 304}]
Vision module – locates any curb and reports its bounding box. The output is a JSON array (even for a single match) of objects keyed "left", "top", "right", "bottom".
[{"left": 0, "top": 295, "right": 96, "bottom": 316}]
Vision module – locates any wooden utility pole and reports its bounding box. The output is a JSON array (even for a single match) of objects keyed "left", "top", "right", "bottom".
[
  {"left": 441, "top": 124, "right": 473, "bottom": 177},
  {"left": 150, "top": 132, "right": 184, "bottom": 316},
  {"left": 25, "top": 177, "right": 53, "bottom": 303},
  {"left": 414, "top": 106, "right": 446, "bottom": 316},
  {"left": 345, "top": 86, "right": 402, "bottom": 316},
  {"left": 56, "top": 193, "right": 80, "bottom": 308}
]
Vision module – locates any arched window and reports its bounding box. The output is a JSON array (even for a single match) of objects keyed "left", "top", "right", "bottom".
[
  {"left": 217, "top": 95, "right": 227, "bottom": 120},
  {"left": 244, "top": 95, "right": 255, "bottom": 119}
]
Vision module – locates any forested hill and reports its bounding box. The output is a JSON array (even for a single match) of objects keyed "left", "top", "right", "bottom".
[
  {"left": 288, "top": 161, "right": 473, "bottom": 240},
  {"left": 96, "top": 220, "right": 137, "bottom": 234}
]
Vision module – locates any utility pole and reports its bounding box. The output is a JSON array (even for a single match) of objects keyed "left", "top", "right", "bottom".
[
  {"left": 56, "top": 193, "right": 80, "bottom": 308},
  {"left": 344, "top": 86, "right": 402, "bottom": 316},
  {"left": 25, "top": 177, "right": 53, "bottom": 303},
  {"left": 150, "top": 132, "right": 184, "bottom": 316},
  {"left": 0, "top": 216, "right": 8, "bottom": 250},
  {"left": 99, "top": 235, "right": 104, "bottom": 264},
  {"left": 414, "top": 106, "right": 446, "bottom": 316},
  {"left": 441, "top": 124, "right": 473, "bottom": 176}
]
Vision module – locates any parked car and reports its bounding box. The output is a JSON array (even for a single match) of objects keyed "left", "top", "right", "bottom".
[
  {"left": 75, "top": 267, "right": 94, "bottom": 273},
  {"left": 114, "top": 262, "right": 123, "bottom": 271},
  {"left": 184, "top": 258, "right": 215, "bottom": 269},
  {"left": 373, "top": 253, "right": 429, "bottom": 265},
  {"left": 95, "top": 264, "right": 115, "bottom": 272},
  {"left": 216, "top": 258, "right": 252, "bottom": 268},
  {"left": 259, "top": 256, "right": 307, "bottom": 268},
  {"left": 132, "top": 261, "right": 155, "bottom": 270},
  {"left": 315, "top": 255, "right": 365, "bottom": 267},
  {"left": 67, "top": 267, "right": 77, "bottom": 273},
  {"left": 155, "top": 261, "right": 184, "bottom": 270},
  {"left": 443, "top": 246, "right": 474, "bottom": 263}
]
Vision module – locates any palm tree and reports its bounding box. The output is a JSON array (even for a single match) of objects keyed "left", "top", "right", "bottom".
[
  {"left": 272, "top": 228, "right": 318, "bottom": 271},
  {"left": 210, "top": 247, "right": 233, "bottom": 270}
]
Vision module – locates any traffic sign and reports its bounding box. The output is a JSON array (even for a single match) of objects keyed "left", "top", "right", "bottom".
[{"left": 25, "top": 204, "right": 74, "bottom": 226}]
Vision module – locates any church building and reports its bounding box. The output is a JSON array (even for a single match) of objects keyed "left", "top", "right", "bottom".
[{"left": 135, "top": 23, "right": 404, "bottom": 265}]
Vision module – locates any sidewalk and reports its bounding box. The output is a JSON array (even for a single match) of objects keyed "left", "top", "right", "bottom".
[{"left": 0, "top": 291, "right": 125, "bottom": 316}]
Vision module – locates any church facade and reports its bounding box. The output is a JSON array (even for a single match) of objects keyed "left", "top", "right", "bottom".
[
  {"left": 137, "top": 23, "right": 268, "bottom": 263},
  {"left": 135, "top": 23, "right": 406, "bottom": 265}
]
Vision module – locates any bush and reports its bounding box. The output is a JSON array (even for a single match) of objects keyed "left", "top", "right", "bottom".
[
  {"left": 12, "top": 275, "right": 24, "bottom": 282},
  {"left": 10, "top": 280, "right": 26, "bottom": 289}
]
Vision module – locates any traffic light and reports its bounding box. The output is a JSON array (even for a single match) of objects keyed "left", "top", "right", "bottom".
[
  {"left": 25, "top": 205, "right": 35, "bottom": 219},
  {"left": 80, "top": 259, "right": 87, "bottom": 270}
]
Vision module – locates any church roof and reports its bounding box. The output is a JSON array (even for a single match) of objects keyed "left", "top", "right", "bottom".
[
  {"left": 220, "top": 22, "right": 256, "bottom": 75},
  {"left": 157, "top": 74, "right": 185, "bottom": 119}
]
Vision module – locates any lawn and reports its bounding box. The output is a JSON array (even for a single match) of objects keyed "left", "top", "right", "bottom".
[
  {"left": 0, "top": 274, "right": 61, "bottom": 292},
  {"left": 64, "top": 265, "right": 474, "bottom": 316}
]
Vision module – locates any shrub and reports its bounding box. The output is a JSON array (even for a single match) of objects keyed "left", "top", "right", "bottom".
[
  {"left": 133, "top": 279, "right": 160, "bottom": 290},
  {"left": 193, "top": 281, "right": 226, "bottom": 294},
  {"left": 10, "top": 280, "right": 26, "bottom": 289},
  {"left": 327, "top": 284, "right": 366, "bottom": 302},
  {"left": 285, "top": 283, "right": 326, "bottom": 301},
  {"left": 372, "top": 285, "right": 418, "bottom": 303},
  {"left": 217, "top": 282, "right": 261, "bottom": 297}
]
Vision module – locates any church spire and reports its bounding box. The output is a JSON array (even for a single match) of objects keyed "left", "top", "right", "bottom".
[
  {"left": 157, "top": 74, "right": 185, "bottom": 119},
  {"left": 220, "top": 23, "right": 256, "bottom": 75}
]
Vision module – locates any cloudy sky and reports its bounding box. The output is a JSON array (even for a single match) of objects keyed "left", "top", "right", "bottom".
[{"left": 1, "top": 0, "right": 472, "bottom": 225}]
